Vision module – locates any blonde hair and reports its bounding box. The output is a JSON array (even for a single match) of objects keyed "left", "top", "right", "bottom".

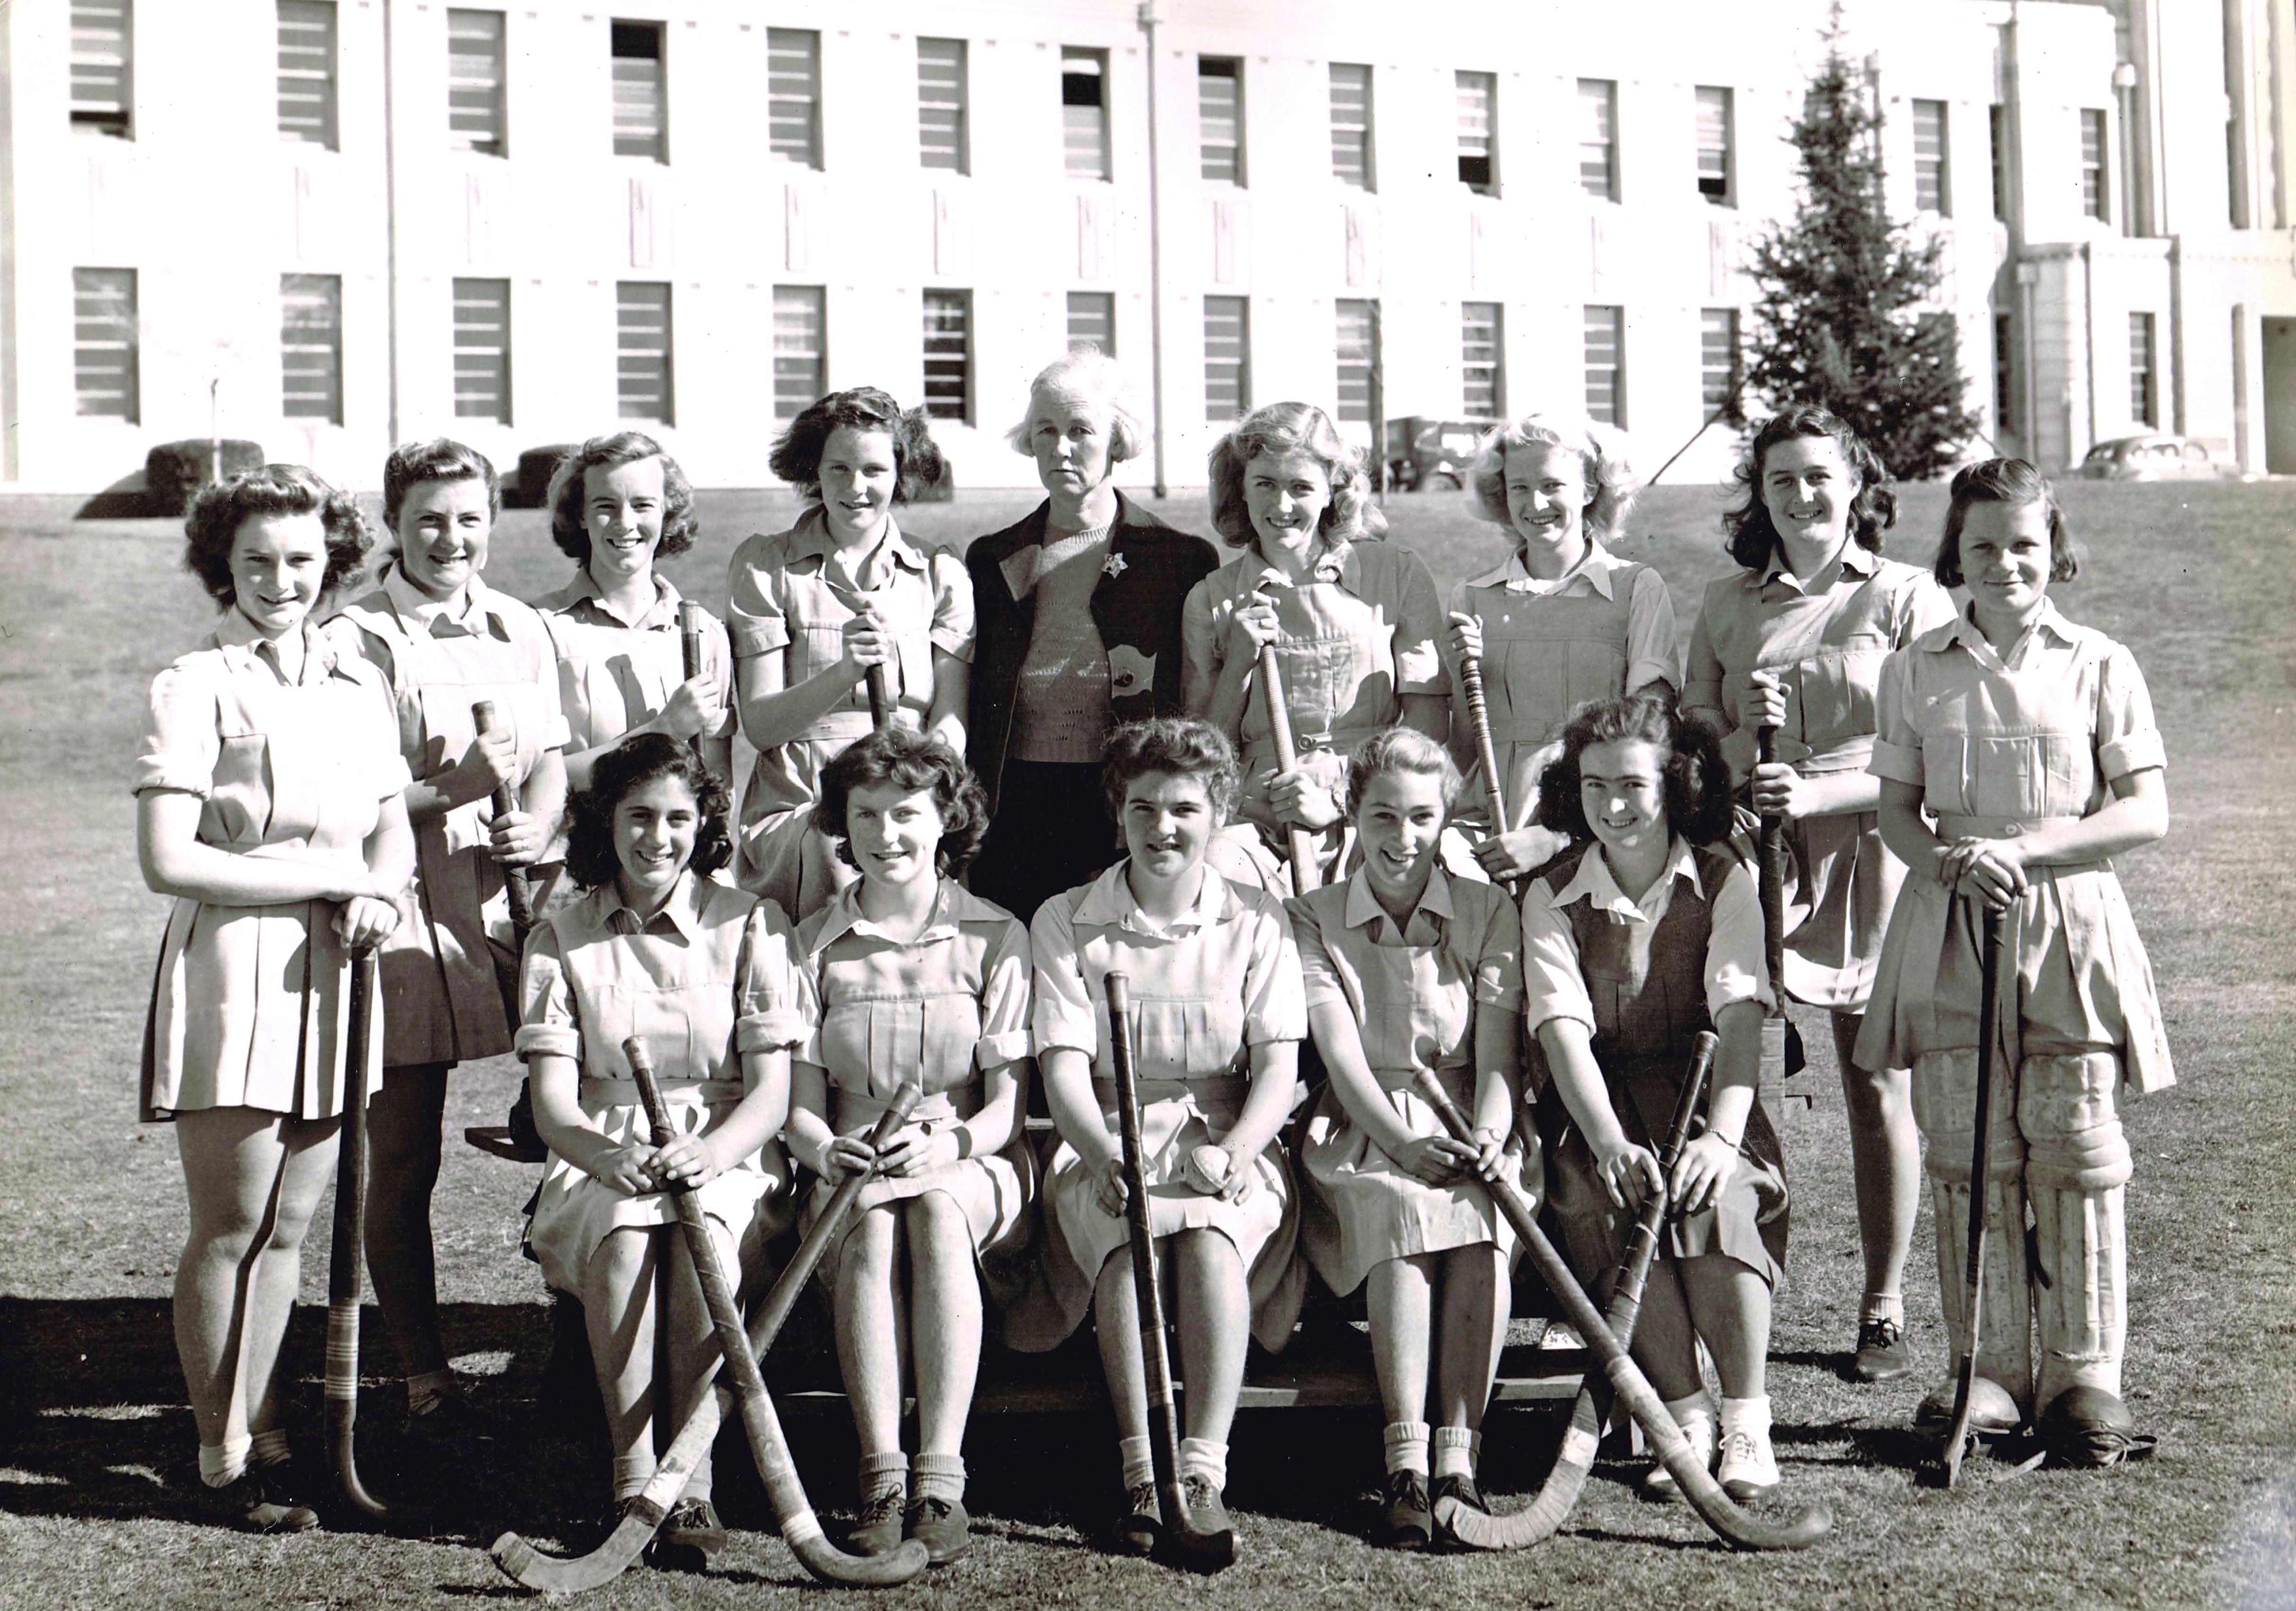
[
  {"left": 1467, "top": 412, "right": 1636, "bottom": 542},
  {"left": 1206, "top": 401, "right": 1388, "bottom": 550},
  {"left": 1346, "top": 726, "right": 1463, "bottom": 818}
]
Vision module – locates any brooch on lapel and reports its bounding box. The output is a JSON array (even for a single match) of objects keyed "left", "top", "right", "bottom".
[{"left": 1102, "top": 551, "right": 1128, "bottom": 579}]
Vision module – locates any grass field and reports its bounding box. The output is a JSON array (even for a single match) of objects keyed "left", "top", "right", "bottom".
[{"left": 2, "top": 479, "right": 2293, "bottom": 1609}]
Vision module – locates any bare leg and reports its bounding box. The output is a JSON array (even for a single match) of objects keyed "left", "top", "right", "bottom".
[
  {"left": 1434, "top": 1245, "right": 1507, "bottom": 1433},
  {"left": 660, "top": 1216, "right": 728, "bottom": 1498},
  {"left": 242, "top": 1116, "right": 346, "bottom": 1437},
  {"left": 582, "top": 1227, "right": 661, "bottom": 1497},
  {"left": 906, "top": 1195, "right": 983, "bottom": 1457},
  {"left": 1367, "top": 1254, "right": 1434, "bottom": 1426},
  {"left": 364, "top": 1061, "right": 451, "bottom": 1379},
  {"left": 1091, "top": 1250, "right": 1150, "bottom": 1447},
  {"left": 1678, "top": 1254, "right": 1772, "bottom": 1401},
  {"left": 1625, "top": 1257, "right": 1706, "bottom": 1403},
  {"left": 1170, "top": 1230, "right": 1249, "bottom": 1445},
  {"left": 1832, "top": 1011, "right": 1917, "bottom": 1311},
  {"left": 833, "top": 1206, "right": 907, "bottom": 1458}
]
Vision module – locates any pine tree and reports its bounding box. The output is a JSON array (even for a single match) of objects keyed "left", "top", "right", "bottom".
[{"left": 1744, "top": 20, "right": 1980, "bottom": 480}]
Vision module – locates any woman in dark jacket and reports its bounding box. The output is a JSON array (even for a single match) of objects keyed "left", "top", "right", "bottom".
[{"left": 966, "top": 350, "right": 1219, "bottom": 921}]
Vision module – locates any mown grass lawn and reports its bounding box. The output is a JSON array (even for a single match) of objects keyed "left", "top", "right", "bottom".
[{"left": 1, "top": 478, "right": 2291, "bottom": 1609}]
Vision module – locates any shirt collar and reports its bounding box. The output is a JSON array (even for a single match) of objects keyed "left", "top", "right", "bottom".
[
  {"left": 1342, "top": 863, "right": 1458, "bottom": 940},
  {"left": 1251, "top": 537, "right": 1357, "bottom": 595},
  {"left": 1463, "top": 540, "right": 1622, "bottom": 598},
  {"left": 209, "top": 610, "right": 347, "bottom": 683},
  {"left": 548, "top": 567, "right": 683, "bottom": 630},
  {"left": 1937, "top": 599, "right": 2079, "bottom": 659},
  {"left": 1546, "top": 837, "right": 1704, "bottom": 917},
  {"left": 791, "top": 510, "right": 924, "bottom": 577},
  {"left": 1072, "top": 859, "right": 1236, "bottom": 934},
  {"left": 380, "top": 560, "right": 503, "bottom": 636},
  {"left": 809, "top": 876, "right": 1003, "bottom": 951},
  {"left": 1754, "top": 540, "right": 1879, "bottom": 593},
  {"left": 592, "top": 869, "right": 707, "bottom": 941}
]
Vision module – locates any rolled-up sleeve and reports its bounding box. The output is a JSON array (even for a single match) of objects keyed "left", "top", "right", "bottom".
[
  {"left": 1867, "top": 648, "right": 1926, "bottom": 788},
  {"left": 1897, "top": 572, "right": 1961, "bottom": 644},
  {"left": 929, "top": 552, "right": 976, "bottom": 663},
  {"left": 1030, "top": 894, "right": 1098, "bottom": 1056},
  {"left": 725, "top": 536, "right": 791, "bottom": 660},
  {"left": 1623, "top": 566, "right": 1680, "bottom": 694},
  {"left": 1390, "top": 551, "right": 1448, "bottom": 696},
  {"left": 1472, "top": 888, "right": 1524, "bottom": 1010},
  {"left": 975, "top": 919, "right": 1034, "bottom": 1066},
  {"left": 736, "top": 901, "right": 811, "bottom": 1052},
  {"left": 1240, "top": 899, "right": 1307, "bottom": 1046},
  {"left": 1180, "top": 574, "right": 1224, "bottom": 711},
  {"left": 2094, "top": 644, "right": 2166, "bottom": 780},
  {"left": 133, "top": 662, "right": 220, "bottom": 798},
  {"left": 1683, "top": 599, "right": 1757, "bottom": 781},
  {"left": 1520, "top": 881, "right": 1595, "bottom": 1036},
  {"left": 1289, "top": 894, "right": 1351, "bottom": 1014},
  {"left": 514, "top": 919, "right": 582, "bottom": 1061},
  {"left": 1703, "top": 861, "right": 1775, "bottom": 1019}
]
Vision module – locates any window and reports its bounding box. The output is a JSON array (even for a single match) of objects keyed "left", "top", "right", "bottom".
[
  {"left": 1695, "top": 85, "right": 1732, "bottom": 204},
  {"left": 773, "top": 286, "right": 826, "bottom": 419},
  {"left": 1994, "top": 311, "right": 2015, "bottom": 431},
  {"left": 1204, "top": 295, "right": 1249, "bottom": 421},
  {"left": 1330, "top": 64, "right": 1373, "bottom": 189},
  {"left": 1989, "top": 104, "right": 2008, "bottom": 220},
  {"left": 918, "top": 37, "right": 967, "bottom": 173},
  {"left": 611, "top": 21, "right": 665, "bottom": 161},
  {"left": 1457, "top": 71, "right": 1496, "bottom": 193},
  {"left": 1700, "top": 307, "right": 1740, "bottom": 412},
  {"left": 1336, "top": 299, "right": 1379, "bottom": 426},
  {"left": 2130, "top": 312, "right": 2157, "bottom": 427},
  {"left": 277, "top": 2, "right": 338, "bottom": 148},
  {"left": 446, "top": 10, "right": 507, "bottom": 155},
  {"left": 1063, "top": 49, "right": 1109, "bottom": 181},
  {"left": 769, "top": 29, "right": 821, "bottom": 168},
  {"left": 922, "top": 290, "right": 971, "bottom": 422},
  {"left": 617, "top": 281, "right": 673, "bottom": 423},
  {"left": 452, "top": 278, "right": 511, "bottom": 423},
  {"left": 2081, "top": 109, "right": 2109, "bottom": 220},
  {"left": 1912, "top": 99, "right": 1949, "bottom": 214},
  {"left": 1461, "top": 302, "right": 1504, "bottom": 421},
  {"left": 1583, "top": 304, "right": 1624, "bottom": 426},
  {"left": 281, "top": 273, "right": 343, "bottom": 424},
  {"left": 1199, "top": 57, "right": 1243, "bottom": 184},
  {"left": 1067, "top": 291, "right": 1115, "bottom": 357},
  {"left": 1579, "top": 79, "right": 1617, "bottom": 200},
  {"left": 74, "top": 268, "right": 138, "bottom": 420},
  {"left": 71, "top": 1, "right": 133, "bottom": 137}
]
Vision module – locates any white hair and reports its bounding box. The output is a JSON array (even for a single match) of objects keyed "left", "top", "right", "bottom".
[{"left": 1005, "top": 346, "right": 1152, "bottom": 464}]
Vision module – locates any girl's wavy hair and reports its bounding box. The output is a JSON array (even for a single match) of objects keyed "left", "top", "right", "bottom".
[
  {"left": 184, "top": 464, "right": 374, "bottom": 608},
  {"left": 1206, "top": 401, "right": 1388, "bottom": 550},
  {"left": 1534, "top": 695, "right": 1735, "bottom": 848},
  {"left": 563, "top": 733, "right": 734, "bottom": 889},
  {"left": 1005, "top": 346, "right": 1152, "bottom": 466},
  {"left": 1101, "top": 717, "right": 1241, "bottom": 827},
  {"left": 381, "top": 437, "right": 499, "bottom": 531},
  {"left": 1721, "top": 408, "right": 1897, "bottom": 571},
  {"left": 545, "top": 431, "right": 699, "bottom": 565},
  {"left": 1345, "top": 726, "right": 1463, "bottom": 818},
  {"left": 1933, "top": 456, "right": 2080, "bottom": 588},
  {"left": 810, "top": 726, "right": 990, "bottom": 878},
  {"left": 1466, "top": 413, "right": 1637, "bottom": 544},
  {"left": 768, "top": 386, "right": 947, "bottom": 505}
]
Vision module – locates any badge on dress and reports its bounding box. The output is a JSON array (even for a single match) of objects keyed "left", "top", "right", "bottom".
[{"left": 1108, "top": 646, "right": 1155, "bottom": 698}]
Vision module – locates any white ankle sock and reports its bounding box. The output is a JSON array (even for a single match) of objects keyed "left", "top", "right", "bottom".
[
  {"left": 1118, "top": 1435, "right": 1155, "bottom": 1492},
  {"left": 1381, "top": 1420, "right": 1431, "bottom": 1477},
  {"left": 913, "top": 1451, "right": 966, "bottom": 1505},
  {"left": 611, "top": 1450, "right": 655, "bottom": 1502},
  {"left": 1664, "top": 1390, "right": 1717, "bottom": 1443},
  {"left": 857, "top": 1450, "right": 909, "bottom": 1503},
  {"left": 199, "top": 1436, "right": 252, "bottom": 1489},
  {"left": 248, "top": 1428, "right": 290, "bottom": 1468},
  {"left": 1432, "top": 1426, "right": 1479, "bottom": 1480},
  {"left": 1861, "top": 1292, "right": 1905, "bottom": 1326},
  {"left": 1178, "top": 1436, "right": 1227, "bottom": 1492},
  {"left": 1720, "top": 1394, "right": 1772, "bottom": 1437}
]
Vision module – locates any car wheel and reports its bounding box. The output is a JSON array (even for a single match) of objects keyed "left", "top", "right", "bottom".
[{"left": 1428, "top": 472, "right": 1463, "bottom": 491}]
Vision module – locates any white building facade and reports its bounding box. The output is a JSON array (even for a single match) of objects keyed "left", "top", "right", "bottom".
[{"left": 5, "top": 0, "right": 2294, "bottom": 493}]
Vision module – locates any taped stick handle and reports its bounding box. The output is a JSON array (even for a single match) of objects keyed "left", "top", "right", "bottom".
[
  {"left": 1254, "top": 646, "right": 1321, "bottom": 895},
  {"left": 678, "top": 599, "right": 706, "bottom": 683},
  {"left": 1456, "top": 652, "right": 1529, "bottom": 901},
  {"left": 326, "top": 943, "right": 394, "bottom": 1523},
  {"left": 471, "top": 699, "right": 536, "bottom": 941},
  {"left": 749, "top": 1083, "right": 924, "bottom": 1352},
  {"left": 1755, "top": 725, "right": 1787, "bottom": 1014},
  {"left": 866, "top": 665, "right": 893, "bottom": 729}
]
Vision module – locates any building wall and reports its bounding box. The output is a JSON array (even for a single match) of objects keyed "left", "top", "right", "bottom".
[{"left": 4, "top": 0, "right": 2295, "bottom": 493}]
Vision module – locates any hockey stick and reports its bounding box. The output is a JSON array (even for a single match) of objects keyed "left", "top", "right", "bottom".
[
  {"left": 1410, "top": 1070, "right": 1830, "bottom": 1551},
  {"left": 1937, "top": 905, "right": 2007, "bottom": 1489},
  {"left": 471, "top": 700, "right": 536, "bottom": 943},
  {"left": 325, "top": 942, "right": 402, "bottom": 1526},
  {"left": 1106, "top": 972, "right": 1235, "bottom": 1573},
  {"left": 678, "top": 600, "right": 708, "bottom": 757},
  {"left": 1753, "top": 725, "right": 1804, "bottom": 1109},
  {"left": 488, "top": 1058, "right": 926, "bottom": 1592},
  {"left": 1254, "top": 647, "right": 1321, "bottom": 896},
  {"left": 1454, "top": 650, "right": 1526, "bottom": 899},
  {"left": 1437, "top": 1030, "right": 1716, "bottom": 1549}
]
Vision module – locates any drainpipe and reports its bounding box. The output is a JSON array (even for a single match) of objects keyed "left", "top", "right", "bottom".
[
  {"left": 2081, "top": 242, "right": 2096, "bottom": 453},
  {"left": 383, "top": 0, "right": 401, "bottom": 448},
  {"left": 2017, "top": 261, "right": 2039, "bottom": 463},
  {"left": 1137, "top": 2, "right": 1168, "bottom": 499}
]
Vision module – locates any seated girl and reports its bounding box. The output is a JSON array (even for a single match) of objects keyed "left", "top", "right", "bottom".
[
  {"left": 1293, "top": 728, "right": 1528, "bottom": 1547},
  {"left": 785, "top": 728, "right": 1034, "bottom": 1567},
  {"left": 519, "top": 734, "right": 804, "bottom": 1569},
  {"left": 1519, "top": 697, "right": 1791, "bottom": 1501}
]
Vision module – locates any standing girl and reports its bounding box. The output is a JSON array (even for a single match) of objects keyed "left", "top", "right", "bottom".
[
  {"left": 1293, "top": 728, "right": 1525, "bottom": 1547},
  {"left": 1182, "top": 402, "right": 1447, "bottom": 892},
  {"left": 1859, "top": 460, "right": 2169, "bottom": 1459},
  {"left": 1520, "top": 696, "right": 1789, "bottom": 1500},
  {"left": 521, "top": 733, "right": 803, "bottom": 1568},
  {"left": 328, "top": 439, "right": 569, "bottom": 1431},
  {"left": 727, "top": 388, "right": 971, "bottom": 921},
  {"left": 1026, "top": 719, "right": 1306, "bottom": 1550},
  {"left": 537, "top": 432, "right": 735, "bottom": 792},
  {"left": 1445, "top": 413, "right": 1677, "bottom": 884},
  {"left": 138, "top": 466, "right": 413, "bottom": 1529},
  {"left": 785, "top": 728, "right": 1034, "bottom": 1567},
  {"left": 1683, "top": 408, "right": 1954, "bottom": 1382}
]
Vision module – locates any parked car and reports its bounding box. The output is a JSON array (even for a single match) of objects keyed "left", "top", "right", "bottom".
[
  {"left": 1385, "top": 417, "right": 1487, "bottom": 491},
  {"left": 2078, "top": 433, "right": 2230, "bottom": 481},
  {"left": 144, "top": 439, "right": 265, "bottom": 516}
]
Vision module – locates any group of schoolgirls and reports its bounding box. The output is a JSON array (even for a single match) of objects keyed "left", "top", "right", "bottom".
[{"left": 134, "top": 341, "right": 2172, "bottom": 1564}]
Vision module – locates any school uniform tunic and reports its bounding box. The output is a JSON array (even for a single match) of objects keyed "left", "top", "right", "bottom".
[
  {"left": 1020, "top": 863, "right": 1308, "bottom": 1352},
  {"left": 536, "top": 570, "right": 736, "bottom": 756},
  {"left": 326, "top": 566, "right": 570, "bottom": 1066},
  {"left": 1447, "top": 542, "right": 1679, "bottom": 831},
  {"left": 791, "top": 880, "right": 1037, "bottom": 1301},
  {"left": 1292, "top": 867, "right": 1530, "bottom": 1296},
  {"left": 1853, "top": 605, "right": 2173, "bottom": 1088},
  {"left": 1521, "top": 839, "right": 1789, "bottom": 1288},
  {"left": 725, "top": 510, "right": 973, "bottom": 920},
  {"left": 136, "top": 615, "right": 411, "bottom": 1121},
  {"left": 1684, "top": 546, "right": 1955, "bottom": 1011},
  {"left": 517, "top": 872, "right": 805, "bottom": 1292}
]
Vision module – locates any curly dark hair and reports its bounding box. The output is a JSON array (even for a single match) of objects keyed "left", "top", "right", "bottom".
[
  {"left": 768, "top": 387, "right": 946, "bottom": 505},
  {"left": 810, "top": 727, "right": 990, "bottom": 878},
  {"left": 1101, "top": 717, "right": 1240, "bottom": 827},
  {"left": 1206, "top": 401, "right": 1388, "bottom": 549},
  {"left": 1933, "top": 456, "right": 2080, "bottom": 588},
  {"left": 545, "top": 431, "right": 699, "bottom": 565},
  {"left": 562, "top": 733, "right": 734, "bottom": 889},
  {"left": 381, "top": 438, "right": 499, "bottom": 531},
  {"left": 183, "top": 464, "right": 374, "bottom": 609},
  {"left": 1721, "top": 408, "right": 1897, "bottom": 572},
  {"left": 1534, "top": 695, "right": 1734, "bottom": 848}
]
